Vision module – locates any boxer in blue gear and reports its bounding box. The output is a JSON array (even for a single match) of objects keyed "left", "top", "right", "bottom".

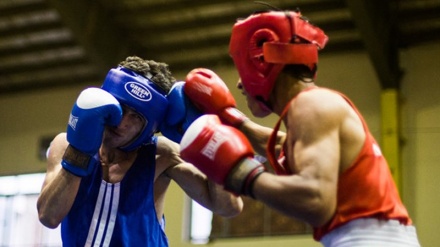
[{"left": 37, "top": 56, "right": 243, "bottom": 247}]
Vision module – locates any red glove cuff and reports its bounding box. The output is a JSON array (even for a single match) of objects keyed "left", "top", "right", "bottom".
[{"left": 220, "top": 107, "right": 249, "bottom": 128}]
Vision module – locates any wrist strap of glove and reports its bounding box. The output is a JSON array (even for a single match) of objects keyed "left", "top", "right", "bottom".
[
  {"left": 220, "top": 107, "right": 249, "bottom": 128},
  {"left": 61, "top": 145, "right": 94, "bottom": 177},
  {"left": 225, "top": 158, "right": 265, "bottom": 197}
]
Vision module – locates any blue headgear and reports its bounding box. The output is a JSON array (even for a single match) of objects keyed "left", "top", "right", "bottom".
[{"left": 101, "top": 66, "right": 168, "bottom": 151}]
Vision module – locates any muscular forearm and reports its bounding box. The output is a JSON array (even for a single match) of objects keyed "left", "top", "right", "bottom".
[
  {"left": 207, "top": 181, "right": 243, "bottom": 218},
  {"left": 252, "top": 172, "right": 335, "bottom": 227},
  {"left": 239, "top": 120, "right": 285, "bottom": 157},
  {"left": 167, "top": 162, "right": 242, "bottom": 217},
  {"left": 37, "top": 169, "right": 81, "bottom": 228}
]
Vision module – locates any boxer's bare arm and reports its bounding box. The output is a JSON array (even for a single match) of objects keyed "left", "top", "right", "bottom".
[
  {"left": 155, "top": 136, "right": 243, "bottom": 217},
  {"left": 251, "top": 90, "right": 352, "bottom": 226},
  {"left": 239, "top": 120, "right": 286, "bottom": 158},
  {"left": 37, "top": 133, "right": 82, "bottom": 228}
]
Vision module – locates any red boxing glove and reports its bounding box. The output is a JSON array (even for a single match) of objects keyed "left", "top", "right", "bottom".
[
  {"left": 185, "top": 68, "right": 248, "bottom": 128},
  {"left": 180, "top": 115, "right": 264, "bottom": 196}
]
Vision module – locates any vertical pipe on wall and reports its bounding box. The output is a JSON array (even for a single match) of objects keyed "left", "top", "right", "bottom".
[{"left": 380, "top": 89, "right": 401, "bottom": 193}]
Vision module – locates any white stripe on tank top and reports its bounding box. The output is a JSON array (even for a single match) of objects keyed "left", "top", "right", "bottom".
[{"left": 85, "top": 181, "right": 120, "bottom": 247}]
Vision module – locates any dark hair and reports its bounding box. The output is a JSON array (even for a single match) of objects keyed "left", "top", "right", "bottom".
[
  {"left": 119, "top": 56, "right": 176, "bottom": 93},
  {"left": 282, "top": 64, "right": 315, "bottom": 82}
]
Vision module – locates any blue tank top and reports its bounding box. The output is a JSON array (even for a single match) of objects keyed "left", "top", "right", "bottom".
[{"left": 61, "top": 141, "right": 168, "bottom": 247}]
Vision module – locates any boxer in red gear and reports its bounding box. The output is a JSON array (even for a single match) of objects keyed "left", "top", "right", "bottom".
[{"left": 182, "top": 9, "right": 420, "bottom": 247}]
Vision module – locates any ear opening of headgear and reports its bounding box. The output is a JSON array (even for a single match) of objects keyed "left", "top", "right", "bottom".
[
  {"left": 249, "top": 29, "right": 279, "bottom": 75},
  {"left": 101, "top": 66, "right": 168, "bottom": 151},
  {"left": 229, "top": 10, "right": 328, "bottom": 102}
]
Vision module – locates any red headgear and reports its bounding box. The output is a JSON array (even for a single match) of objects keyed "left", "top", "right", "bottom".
[{"left": 229, "top": 10, "right": 328, "bottom": 103}]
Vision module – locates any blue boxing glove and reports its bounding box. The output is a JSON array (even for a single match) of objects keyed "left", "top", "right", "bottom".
[
  {"left": 160, "top": 81, "right": 203, "bottom": 143},
  {"left": 62, "top": 87, "right": 123, "bottom": 177}
]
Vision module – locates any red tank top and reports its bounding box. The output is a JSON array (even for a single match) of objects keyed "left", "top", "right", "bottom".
[{"left": 266, "top": 87, "right": 411, "bottom": 241}]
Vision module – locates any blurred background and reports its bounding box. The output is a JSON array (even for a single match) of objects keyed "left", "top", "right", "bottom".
[{"left": 0, "top": 0, "right": 439, "bottom": 246}]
